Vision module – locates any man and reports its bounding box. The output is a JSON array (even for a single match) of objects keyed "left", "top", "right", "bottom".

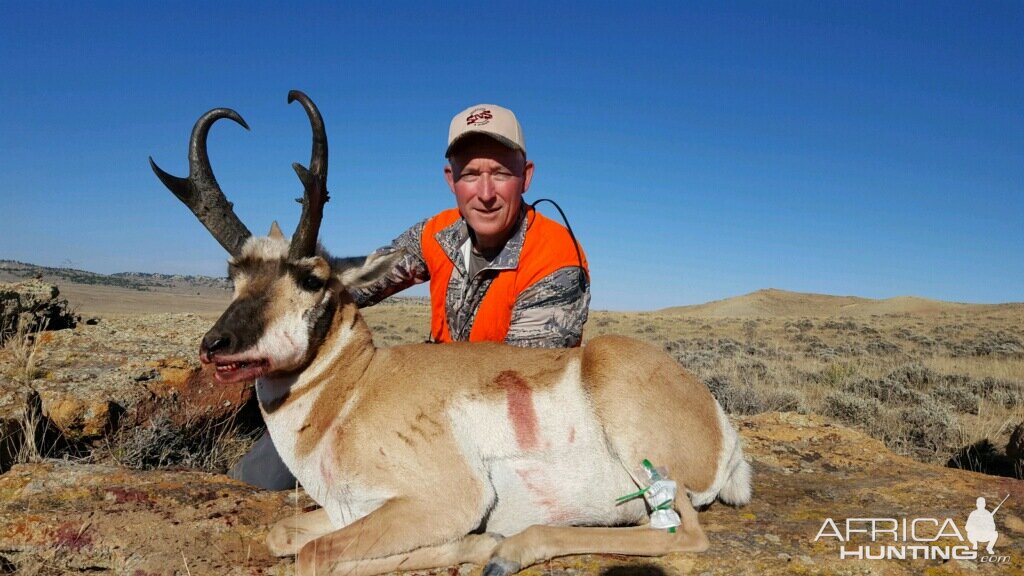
[
  {"left": 348, "top": 103, "right": 590, "bottom": 347},
  {"left": 230, "top": 103, "right": 590, "bottom": 489},
  {"left": 966, "top": 496, "right": 1002, "bottom": 555}
]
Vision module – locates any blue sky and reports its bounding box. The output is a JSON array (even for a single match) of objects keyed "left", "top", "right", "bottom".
[{"left": 1, "top": 2, "right": 1020, "bottom": 310}]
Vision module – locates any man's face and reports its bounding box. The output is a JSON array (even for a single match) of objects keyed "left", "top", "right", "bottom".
[{"left": 445, "top": 137, "right": 534, "bottom": 252}]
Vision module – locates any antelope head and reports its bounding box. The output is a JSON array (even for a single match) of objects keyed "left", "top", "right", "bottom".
[{"left": 150, "top": 91, "right": 339, "bottom": 384}]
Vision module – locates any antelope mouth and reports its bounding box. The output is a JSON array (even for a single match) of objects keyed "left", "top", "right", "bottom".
[{"left": 212, "top": 357, "right": 270, "bottom": 383}]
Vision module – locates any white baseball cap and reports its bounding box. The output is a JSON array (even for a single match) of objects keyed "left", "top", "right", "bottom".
[{"left": 446, "top": 104, "right": 526, "bottom": 158}]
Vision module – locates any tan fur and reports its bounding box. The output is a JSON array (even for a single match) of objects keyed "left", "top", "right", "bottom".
[
  {"left": 580, "top": 336, "right": 722, "bottom": 493},
  {"left": 291, "top": 294, "right": 375, "bottom": 460},
  {"left": 211, "top": 243, "right": 750, "bottom": 576}
]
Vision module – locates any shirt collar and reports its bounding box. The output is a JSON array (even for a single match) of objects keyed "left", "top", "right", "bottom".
[{"left": 434, "top": 207, "right": 530, "bottom": 275}]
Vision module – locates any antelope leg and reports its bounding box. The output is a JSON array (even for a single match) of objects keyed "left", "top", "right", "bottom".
[
  {"left": 295, "top": 497, "right": 489, "bottom": 576},
  {"left": 484, "top": 495, "right": 709, "bottom": 576}
]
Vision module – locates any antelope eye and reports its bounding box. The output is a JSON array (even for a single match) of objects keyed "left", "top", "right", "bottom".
[{"left": 300, "top": 275, "right": 325, "bottom": 291}]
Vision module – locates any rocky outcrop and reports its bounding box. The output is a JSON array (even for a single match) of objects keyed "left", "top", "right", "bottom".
[
  {"left": 0, "top": 280, "right": 78, "bottom": 344},
  {"left": 1, "top": 413, "right": 1020, "bottom": 575},
  {"left": 0, "top": 314, "right": 255, "bottom": 472}
]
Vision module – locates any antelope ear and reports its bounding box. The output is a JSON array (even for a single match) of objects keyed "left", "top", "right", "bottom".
[
  {"left": 333, "top": 249, "right": 406, "bottom": 291},
  {"left": 268, "top": 221, "right": 285, "bottom": 239}
]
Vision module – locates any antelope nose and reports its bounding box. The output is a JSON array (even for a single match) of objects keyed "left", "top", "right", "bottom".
[{"left": 200, "top": 333, "right": 232, "bottom": 363}]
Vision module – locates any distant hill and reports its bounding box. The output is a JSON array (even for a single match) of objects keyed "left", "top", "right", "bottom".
[
  {"left": 0, "top": 260, "right": 232, "bottom": 292},
  {"left": 0, "top": 260, "right": 428, "bottom": 316},
  {"left": 660, "top": 288, "right": 1023, "bottom": 318},
  {"left": 4, "top": 261, "right": 1017, "bottom": 317}
]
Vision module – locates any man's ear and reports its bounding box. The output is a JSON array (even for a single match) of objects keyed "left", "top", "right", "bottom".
[
  {"left": 522, "top": 159, "right": 535, "bottom": 195},
  {"left": 444, "top": 163, "right": 457, "bottom": 195}
]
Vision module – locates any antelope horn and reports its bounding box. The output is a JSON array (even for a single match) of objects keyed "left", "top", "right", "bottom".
[
  {"left": 287, "top": 90, "right": 329, "bottom": 260},
  {"left": 149, "top": 108, "right": 253, "bottom": 256}
]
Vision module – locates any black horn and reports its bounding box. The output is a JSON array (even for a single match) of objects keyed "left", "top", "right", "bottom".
[
  {"left": 287, "top": 90, "right": 329, "bottom": 260},
  {"left": 149, "top": 108, "right": 253, "bottom": 256}
]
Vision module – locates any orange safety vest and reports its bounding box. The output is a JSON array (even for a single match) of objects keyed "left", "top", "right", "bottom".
[{"left": 421, "top": 208, "right": 588, "bottom": 343}]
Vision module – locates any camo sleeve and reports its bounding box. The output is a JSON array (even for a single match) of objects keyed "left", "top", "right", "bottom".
[
  {"left": 343, "top": 219, "right": 430, "bottom": 307},
  {"left": 504, "top": 267, "right": 591, "bottom": 348}
]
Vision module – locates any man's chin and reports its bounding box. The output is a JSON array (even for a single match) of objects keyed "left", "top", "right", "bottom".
[{"left": 467, "top": 217, "right": 514, "bottom": 247}]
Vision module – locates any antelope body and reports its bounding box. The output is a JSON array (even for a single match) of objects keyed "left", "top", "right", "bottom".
[{"left": 151, "top": 92, "right": 752, "bottom": 576}]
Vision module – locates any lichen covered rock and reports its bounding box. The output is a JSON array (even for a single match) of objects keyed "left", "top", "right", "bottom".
[{"left": 0, "top": 280, "right": 79, "bottom": 344}]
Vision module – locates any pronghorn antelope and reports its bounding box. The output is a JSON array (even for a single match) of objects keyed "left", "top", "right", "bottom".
[{"left": 151, "top": 91, "right": 752, "bottom": 576}]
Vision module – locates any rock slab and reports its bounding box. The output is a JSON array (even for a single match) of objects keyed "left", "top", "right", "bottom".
[{"left": 0, "top": 280, "right": 78, "bottom": 344}]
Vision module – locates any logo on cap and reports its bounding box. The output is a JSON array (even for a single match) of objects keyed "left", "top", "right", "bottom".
[{"left": 466, "top": 108, "right": 493, "bottom": 126}]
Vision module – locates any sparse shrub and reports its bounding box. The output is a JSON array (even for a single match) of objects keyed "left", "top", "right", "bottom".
[
  {"left": 667, "top": 347, "right": 717, "bottom": 371},
  {"left": 758, "top": 388, "right": 802, "bottom": 414},
  {"left": 865, "top": 339, "right": 901, "bottom": 355},
  {"left": 101, "top": 408, "right": 260, "bottom": 473},
  {"left": 973, "top": 377, "right": 1024, "bottom": 408},
  {"left": 736, "top": 361, "right": 768, "bottom": 384},
  {"left": 786, "top": 319, "right": 814, "bottom": 331},
  {"left": 949, "top": 330, "right": 1024, "bottom": 357},
  {"left": 822, "top": 392, "right": 882, "bottom": 425},
  {"left": 843, "top": 376, "right": 922, "bottom": 405},
  {"left": 887, "top": 363, "right": 935, "bottom": 388},
  {"left": 708, "top": 375, "right": 800, "bottom": 415},
  {"left": 934, "top": 380, "right": 980, "bottom": 414},
  {"left": 891, "top": 398, "right": 957, "bottom": 460},
  {"left": 817, "top": 362, "right": 858, "bottom": 388},
  {"left": 822, "top": 320, "right": 857, "bottom": 331},
  {"left": 716, "top": 338, "right": 744, "bottom": 357},
  {"left": 742, "top": 320, "right": 758, "bottom": 343}
]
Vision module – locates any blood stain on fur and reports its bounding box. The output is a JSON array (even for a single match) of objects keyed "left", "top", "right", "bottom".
[{"left": 495, "top": 370, "right": 539, "bottom": 450}]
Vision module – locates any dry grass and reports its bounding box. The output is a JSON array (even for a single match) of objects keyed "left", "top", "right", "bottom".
[
  {"left": 89, "top": 402, "right": 262, "bottom": 473},
  {"left": 584, "top": 308, "right": 1024, "bottom": 475},
  {"left": 1, "top": 316, "right": 50, "bottom": 466},
  {"left": 3, "top": 314, "right": 48, "bottom": 384}
]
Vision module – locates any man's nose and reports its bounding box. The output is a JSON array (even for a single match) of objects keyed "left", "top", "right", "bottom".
[{"left": 477, "top": 174, "right": 496, "bottom": 201}]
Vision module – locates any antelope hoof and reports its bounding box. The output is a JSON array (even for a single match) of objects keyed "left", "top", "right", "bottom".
[{"left": 482, "top": 557, "right": 521, "bottom": 576}]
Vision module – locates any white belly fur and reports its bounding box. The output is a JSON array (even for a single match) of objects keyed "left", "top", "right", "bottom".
[{"left": 449, "top": 359, "right": 647, "bottom": 534}]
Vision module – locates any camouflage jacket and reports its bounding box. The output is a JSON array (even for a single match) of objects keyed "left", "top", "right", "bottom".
[{"left": 347, "top": 208, "right": 590, "bottom": 348}]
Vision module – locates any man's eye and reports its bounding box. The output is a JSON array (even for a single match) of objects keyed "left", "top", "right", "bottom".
[{"left": 461, "top": 174, "right": 479, "bottom": 182}]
